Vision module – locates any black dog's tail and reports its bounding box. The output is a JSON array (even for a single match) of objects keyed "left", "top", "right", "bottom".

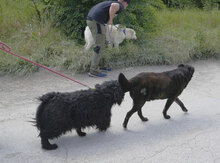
[
  {"left": 118, "top": 73, "right": 131, "bottom": 92},
  {"left": 34, "top": 92, "right": 57, "bottom": 130}
]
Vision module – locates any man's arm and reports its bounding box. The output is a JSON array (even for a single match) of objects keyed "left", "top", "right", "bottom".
[{"left": 108, "top": 3, "right": 120, "bottom": 24}]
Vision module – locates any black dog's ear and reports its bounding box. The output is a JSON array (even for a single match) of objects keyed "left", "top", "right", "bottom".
[
  {"left": 178, "top": 64, "right": 184, "bottom": 68},
  {"left": 95, "top": 83, "right": 101, "bottom": 89},
  {"left": 118, "top": 73, "right": 131, "bottom": 92}
]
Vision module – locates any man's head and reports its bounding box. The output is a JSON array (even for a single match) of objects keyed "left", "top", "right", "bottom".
[
  {"left": 124, "top": 0, "right": 130, "bottom": 4},
  {"left": 119, "top": 0, "right": 130, "bottom": 9}
]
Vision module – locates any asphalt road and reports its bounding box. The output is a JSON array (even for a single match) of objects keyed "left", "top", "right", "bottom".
[{"left": 0, "top": 60, "right": 220, "bottom": 163}]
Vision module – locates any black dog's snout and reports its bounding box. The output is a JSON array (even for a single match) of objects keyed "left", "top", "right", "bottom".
[{"left": 189, "top": 66, "right": 195, "bottom": 75}]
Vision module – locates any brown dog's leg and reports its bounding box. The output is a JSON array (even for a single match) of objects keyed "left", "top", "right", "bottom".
[
  {"left": 123, "top": 108, "right": 137, "bottom": 129},
  {"left": 123, "top": 101, "right": 146, "bottom": 129},
  {"left": 175, "top": 97, "right": 188, "bottom": 112},
  {"left": 163, "top": 97, "right": 175, "bottom": 119},
  {"left": 138, "top": 109, "right": 148, "bottom": 122}
]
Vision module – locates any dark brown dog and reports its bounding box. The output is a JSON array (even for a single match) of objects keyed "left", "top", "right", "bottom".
[{"left": 118, "top": 64, "right": 195, "bottom": 129}]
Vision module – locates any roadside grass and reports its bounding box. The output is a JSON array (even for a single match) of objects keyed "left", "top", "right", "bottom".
[
  {"left": 0, "top": 2, "right": 220, "bottom": 75},
  {"left": 155, "top": 9, "right": 220, "bottom": 60},
  {"left": 0, "top": 0, "right": 35, "bottom": 37}
]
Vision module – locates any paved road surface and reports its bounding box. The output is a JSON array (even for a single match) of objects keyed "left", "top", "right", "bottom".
[{"left": 0, "top": 60, "right": 220, "bottom": 163}]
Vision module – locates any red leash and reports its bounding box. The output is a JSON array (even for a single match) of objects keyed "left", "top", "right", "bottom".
[{"left": 0, "top": 41, "right": 90, "bottom": 89}]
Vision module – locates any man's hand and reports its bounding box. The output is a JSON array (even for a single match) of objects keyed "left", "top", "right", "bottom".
[{"left": 108, "top": 3, "right": 120, "bottom": 25}]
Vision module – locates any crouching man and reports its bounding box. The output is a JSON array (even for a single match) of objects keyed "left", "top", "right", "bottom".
[{"left": 86, "top": 0, "right": 130, "bottom": 77}]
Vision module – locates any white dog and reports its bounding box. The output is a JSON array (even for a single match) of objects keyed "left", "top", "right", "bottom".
[{"left": 84, "top": 25, "right": 137, "bottom": 51}]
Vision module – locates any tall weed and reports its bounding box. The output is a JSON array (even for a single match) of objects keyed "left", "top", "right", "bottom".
[
  {"left": 155, "top": 9, "right": 220, "bottom": 60},
  {"left": 0, "top": 0, "right": 35, "bottom": 37}
]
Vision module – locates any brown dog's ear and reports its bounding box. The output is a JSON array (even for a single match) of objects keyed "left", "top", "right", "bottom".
[{"left": 118, "top": 73, "right": 131, "bottom": 92}]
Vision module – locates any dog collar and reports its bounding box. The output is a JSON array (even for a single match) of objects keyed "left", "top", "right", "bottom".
[{"left": 123, "top": 29, "right": 126, "bottom": 35}]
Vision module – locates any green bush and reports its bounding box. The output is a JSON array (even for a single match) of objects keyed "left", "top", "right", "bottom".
[
  {"left": 114, "top": 0, "right": 165, "bottom": 41},
  {"left": 162, "top": 0, "right": 220, "bottom": 9},
  {"left": 41, "top": 0, "right": 164, "bottom": 42},
  {"left": 40, "top": 0, "right": 103, "bottom": 42}
]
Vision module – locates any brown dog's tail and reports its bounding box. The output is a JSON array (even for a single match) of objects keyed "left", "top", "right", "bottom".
[{"left": 118, "top": 73, "right": 131, "bottom": 92}]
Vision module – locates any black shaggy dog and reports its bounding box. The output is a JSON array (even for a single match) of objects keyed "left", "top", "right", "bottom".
[
  {"left": 34, "top": 80, "right": 125, "bottom": 150},
  {"left": 118, "top": 64, "right": 195, "bottom": 129}
]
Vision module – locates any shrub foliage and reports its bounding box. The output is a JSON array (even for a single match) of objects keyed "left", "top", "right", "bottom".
[
  {"left": 39, "top": 0, "right": 164, "bottom": 41},
  {"left": 162, "top": 0, "right": 220, "bottom": 9}
]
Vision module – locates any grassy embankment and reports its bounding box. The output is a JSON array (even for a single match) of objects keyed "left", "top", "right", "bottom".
[{"left": 0, "top": 0, "right": 219, "bottom": 75}]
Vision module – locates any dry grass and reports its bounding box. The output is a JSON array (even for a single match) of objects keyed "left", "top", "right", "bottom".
[{"left": 1, "top": 2, "right": 219, "bottom": 75}]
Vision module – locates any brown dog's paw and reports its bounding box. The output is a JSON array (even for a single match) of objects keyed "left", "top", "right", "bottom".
[
  {"left": 123, "top": 122, "right": 127, "bottom": 129},
  {"left": 141, "top": 117, "right": 149, "bottom": 122},
  {"left": 182, "top": 108, "right": 188, "bottom": 112},
  {"left": 164, "top": 115, "right": 171, "bottom": 119}
]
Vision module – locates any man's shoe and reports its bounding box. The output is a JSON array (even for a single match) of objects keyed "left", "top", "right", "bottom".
[
  {"left": 88, "top": 72, "right": 107, "bottom": 77},
  {"left": 100, "top": 67, "right": 112, "bottom": 72}
]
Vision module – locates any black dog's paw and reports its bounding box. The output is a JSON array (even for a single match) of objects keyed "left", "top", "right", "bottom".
[
  {"left": 78, "top": 132, "right": 87, "bottom": 137},
  {"left": 76, "top": 129, "right": 87, "bottom": 137},
  {"left": 42, "top": 144, "right": 58, "bottom": 150},
  {"left": 98, "top": 127, "right": 108, "bottom": 132}
]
